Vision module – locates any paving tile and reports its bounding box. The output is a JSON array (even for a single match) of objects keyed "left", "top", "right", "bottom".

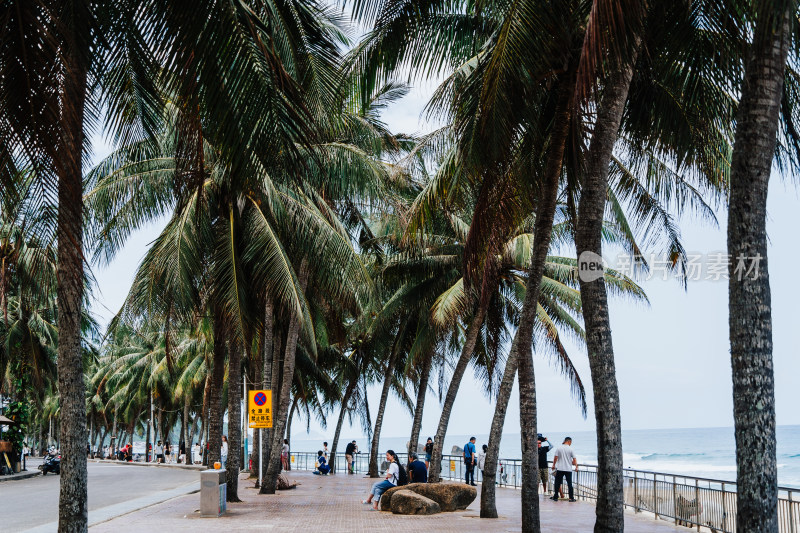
[{"left": 90, "top": 470, "right": 689, "bottom": 532}]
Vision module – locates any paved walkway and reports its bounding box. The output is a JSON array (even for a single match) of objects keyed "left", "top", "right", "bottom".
[{"left": 90, "top": 470, "right": 688, "bottom": 532}]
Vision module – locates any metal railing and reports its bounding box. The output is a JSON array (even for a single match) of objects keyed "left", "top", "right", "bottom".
[{"left": 288, "top": 451, "right": 800, "bottom": 533}]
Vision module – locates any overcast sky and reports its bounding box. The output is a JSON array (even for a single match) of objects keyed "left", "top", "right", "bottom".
[{"left": 89, "top": 73, "right": 800, "bottom": 443}]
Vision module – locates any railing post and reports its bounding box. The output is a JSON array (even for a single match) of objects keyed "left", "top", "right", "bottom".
[
  {"left": 673, "top": 476, "right": 678, "bottom": 525},
  {"left": 634, "top": 470, "right": 639, "bottom": 513},
  {"left": 695, "top": 479, "right": 700, "bottom": 532},
  {"left": 722, "top": 482, "right": 728, "bottom": 533},
  {"left": 790, "top": 490, "right": 796, "bottom": 533},
  {"left": 654, "top": 472, "right": 659, "bottom": 519}
]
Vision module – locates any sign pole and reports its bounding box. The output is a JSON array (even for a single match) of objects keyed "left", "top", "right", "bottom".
[{"left": 259, "top": 428, "right": 263, "bottom": 486}]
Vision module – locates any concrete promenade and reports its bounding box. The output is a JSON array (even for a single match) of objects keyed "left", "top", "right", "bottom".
[{"left": 90, "top": 469, "right": 688, "bottom": 532}]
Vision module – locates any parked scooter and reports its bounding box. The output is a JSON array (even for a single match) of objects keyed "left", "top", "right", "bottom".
[{"left": 39, "top": 453, "right": 61, "bottom": 475}]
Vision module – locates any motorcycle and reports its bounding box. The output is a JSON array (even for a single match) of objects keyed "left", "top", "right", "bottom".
[{"left": 39, "top": 453, "right": 61, "bottom": 475}]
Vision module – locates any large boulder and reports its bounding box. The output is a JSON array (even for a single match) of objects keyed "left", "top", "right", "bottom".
[
  {"left": 390, "top": 490, "right": 441, "bottom": 515},
  {"left": 380, "top": 482, "right": 476, "bottom": 512}
]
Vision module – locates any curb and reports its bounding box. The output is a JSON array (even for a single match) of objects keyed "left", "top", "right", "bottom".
[
  {"left": 23, "top": 480, "right": 201, "bottom": 533},
  {"left": 0, "top": 470, "right": 40, "bottom": 483},
  {"left": 89, "top": 459, "right": 205, "bottom": 471}
]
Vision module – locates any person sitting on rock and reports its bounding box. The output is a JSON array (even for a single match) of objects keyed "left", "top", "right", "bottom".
[
  {"left": 362, "top": 450, "right": 401, "bottom": 510},
  {"left": 407, "top": 452, "right": 428, "bottom": 483},
  {"left": 314, "top": 450, "right": 331, "bottom": 475}
]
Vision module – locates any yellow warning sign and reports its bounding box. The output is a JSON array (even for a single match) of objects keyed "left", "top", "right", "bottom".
[
  {"left": 248, "top": 390, "right": 273, "bottom": 428},
  {"left": 450, "top": 460, "right": 455, "bottom": 472}
]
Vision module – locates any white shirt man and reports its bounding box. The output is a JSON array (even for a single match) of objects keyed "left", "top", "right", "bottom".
[{"left": 551, "top": 437, "right": 578, "bottom": 502}]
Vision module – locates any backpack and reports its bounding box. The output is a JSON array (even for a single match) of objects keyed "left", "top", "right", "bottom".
[{"left": 396, "top": 463, "right": 409, "bottom": 486}]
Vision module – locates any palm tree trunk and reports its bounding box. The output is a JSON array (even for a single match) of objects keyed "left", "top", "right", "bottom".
[
  {"left": 285, "top": 396, "right": 298, "bottom": 470},
  {"left": 727, "top": 6, "right": 790, "bottom": 532},
  {"left": 330, "top": 380, "right": 356, "bottom": 474},
  {"left": 57, "top": 27, "right": 89, "bottom": 531},
  {"left": 428, "top": 308, "right": 486, "bottom": 483},
  {"left": 208, "top": 308, "right": 227, "bottom": 467},
  {"left": 189, "top": 414, "right": 198, "bottom": 451},
  {"left": 226, "top": 339, "right": 243, "bottom": 502},
  {"left": 146, "top": 392, "right": 153, "bottom": 462},
  {"left": 96, "top": 427, "right": 106, "bottom": 458},
  {"left": 249, "top": 318, "right": 264, "bottom": 479},
  {"left": 368, "top": 336, "right": 401, "bottom": 478},
  {"left": 182, "top": 395, "right": 191, "bottom": 462},
  {"left": 575, "top": 39, "right": 640, "bottom": 533},
  {"left": 262, "top": 261, "right": 309, "bottom": 493},
  {"left": 481, "top": 351, "right": 518, "bottom": 517},
  {"left": 477, "top": 71, "right": 576, "bottom": 526},
  {"left": 200, "top": 364, "right": 211, "bottom": 457},
  {"left": 408, "top": 351, "right": 433, "bottom": 457},
  {"left": 261, "top": 300, "right": 274, "bottom": 481}
]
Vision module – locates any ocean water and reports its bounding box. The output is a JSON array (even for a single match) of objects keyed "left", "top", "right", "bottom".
[{"left": 290, "top": 425, "right": 800, "bottom": 488}]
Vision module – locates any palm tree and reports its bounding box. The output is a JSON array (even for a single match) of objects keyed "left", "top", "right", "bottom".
[
  {"left": 725, "top": 2, "right": 794, "bottom": 530},
  {"left": 3, "top": 1, "right": 338, "bottom": 526}
]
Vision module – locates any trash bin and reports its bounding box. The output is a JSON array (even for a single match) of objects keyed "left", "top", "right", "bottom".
[{"left": 200, "top": 469, "right": 227, "bottom": 517}]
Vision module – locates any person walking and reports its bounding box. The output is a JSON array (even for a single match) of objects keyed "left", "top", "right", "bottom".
[
  {"left": 193, "top": 442, "right": 202, "bottom": 464},
  {"left": 551, "top": 437, "right": 577, "bottom": 502},
  {"left": 407, "top": 452, "right": 428, "bottom": 483},
  {"left": 221, "top": 436, "right": 229, "bottom": 469},
  {"left": 164, "top": 441, "right": 172, "bottom": 463},
  {"left": 345, "top": 440, "right": 357, "bottom": 474},
  {"left": 424, "top": 437, "right": 433, "bottom": 470},
  {"left": 155, "top": 441, "right": 164, "bottom": 463},
  {"left": 464, "top": 436, "right": 477, "bottom": 486},
  {"left": 362, "top": 450, "right": 403, "bottom": 510},
  {"left": 322, "top": 441, "right": 329, "bottom": 461},
  {"left": 538, "top": 435, "right": 552, "bottom": 494}
]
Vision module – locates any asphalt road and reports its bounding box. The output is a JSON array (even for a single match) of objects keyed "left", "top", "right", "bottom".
[{"left": 0, "top": 459, "right": 199, "bottom": 532}]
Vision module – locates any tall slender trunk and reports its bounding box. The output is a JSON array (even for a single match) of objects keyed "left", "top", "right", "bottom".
[
  {"left": 146, "top": 392, "right": 153, "bottom": 461},
  {"left": 481, "top": 353, "right": 518, "bottom": 517},
  {"left": 368, "top": 337, "right": 401, "bottom": 477},
  {"left": 182, "top": 395, "right": 191, "bottom": 461},
  {"left": 727, "top": 6, "right": 790, "bottom": 532},
  {"left": 575, "top": 37, "right": 640, "bottom": 533},
  {"left": 477, "top": 72, "right": 575, "bottom": 526},
  {"left": 428, "top": 308, "right": 486, "bottom": 482},
  {"left": 408, "top": 351, "right": 433, "bottom": 457},
  {"left": 285, "top": 396, "right": 299, "bottom": 469},
  {"left": 260, "top": 300, "right": 274, "bottom": 481},
  {"left": 189, "top": 413, "right": 198, "bottom": 450},
  {"left": 110, "top": 416, "right": 116, "bottom": 458},
  {"left": 208, "top": 309, "right": 227, "bottom": 466},
  {"left": 262, "top": 261, "right": 309, "bottom": 493},
  {"left": 249, "top": 321, "right": 263, "bottom": 478},
  {"left": 226, "top": 340, "right": 243, "bottom": 501},
  {"left": 330, "top": 380, "right": 356, "bottom": 474},
  {"left": 57, "top": 22, "right": 89, "bottom": 530}
]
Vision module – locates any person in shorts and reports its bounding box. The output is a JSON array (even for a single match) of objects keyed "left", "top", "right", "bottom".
[
  {"left": 538, "top": 435, "right": 552, "bottom": 493},
  {"left": 345, "top": 440, "right": 357, "bottom": 474},
  {"left": 155, "top": 440, "right": 164, "bottom": 463},
  {"left": 424, "top": 437, "right": 434, "bottom": 469}
]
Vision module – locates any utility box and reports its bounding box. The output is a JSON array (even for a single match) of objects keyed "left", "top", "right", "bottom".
[{"left": 200, "top": 469, "right": 227, "bottom": 517}]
